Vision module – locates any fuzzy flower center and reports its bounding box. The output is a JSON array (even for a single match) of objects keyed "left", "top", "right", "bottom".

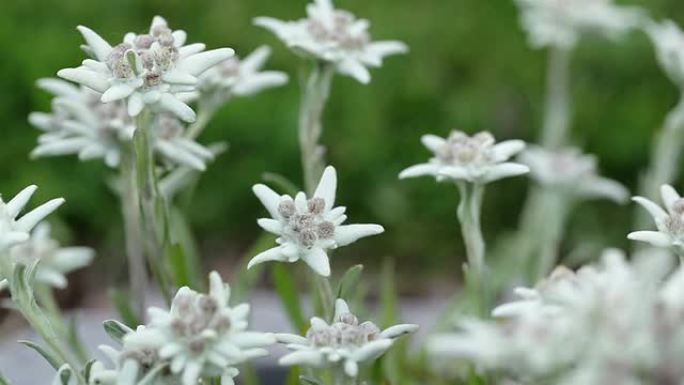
[
  {"left": 277, "top": 197, "right": 335, "bottom": 248},
  {"left": 436, "top": 131, "right": 495, "bottom": 167},
  {"left": 106, "top": 24, "right": 179, "bottom": 87},
  {"left": 306, "top": 313, "right": 380, "bottom": 349},
  {"left": 169, "top": 292, "right": 232, "bottom": 356},
  {"left": 306, "top": 10, "right": 370, "bottom": 51}
]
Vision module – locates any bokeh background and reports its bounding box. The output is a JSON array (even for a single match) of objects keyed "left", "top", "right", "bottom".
[{"left": 1, "top": 0, "right": 682, "bottom": 295}]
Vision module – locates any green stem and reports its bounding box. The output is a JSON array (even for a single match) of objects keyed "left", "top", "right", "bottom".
[
  {"left": 636, "top": 95, "right": 684, "bottom": 229},
  {"left": 531, "top": 190, "right": 571, "bottom": 282},
  {"left": 120, "top": 144, "right": 148, "bottom": 319},
  {"left": 134, "top": 110, "right": 172, "bottom": 304},
  {"left": 540, "top": 46, "right": 572, "bottom": 149},
  {"left": 0, "top": 257, "right": 84, "bottom": 384},
  {"left": 299, "top": 62, "right": 335, "bottom": 195},
  {"left": 456, "top": 182, "right": 487, "bottom": 315},
  {"left": 315, "top": 275, "right": 335, "bottom": 321}
]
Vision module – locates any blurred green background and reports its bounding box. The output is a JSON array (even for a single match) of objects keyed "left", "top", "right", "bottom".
[{"left": 1, "top": 0, "right": 683, "bottom": 290}]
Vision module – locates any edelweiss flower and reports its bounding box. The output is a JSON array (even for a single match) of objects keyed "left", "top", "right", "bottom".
[
  {"left": 10, "top": 223, "right": 94, "bottom": 289},
  {"left": 0, "top": 185, "right": 64, "bottom": 251},
  {"left": 399, "top": 130, "right": 529, "bottom": 184},
  {"left": 30, "top": 78, "right": 134, "bottom": 167},
  {"left": 197, "top": 46, "right": 288, "bottom": 103},
  {"left": 428, "top": 249, "right": 679, "bottom": 383},
  {"left": 520, "top": 146, "right": 629, "bottom": 203},
  {"left": 58, "top": 16, "right": 234, "bottom": 122},
  {"left": 30, "top": 79, "right": 213, "bottom": 171},
  {"left": 645, "top": 20, "right": 684, "bottom": 87},
  {"left": 254, "top": 0, "right": 407, "bottom": 84},
  {"left": 276, "top": 299, "right": 417, "bottom": 377},
  {"left": 514, "top": 0, "right": 643, "bottom": 49},
  {"left": 142, "top": 272, "right": 274, "bottom": 385},
  {"left": 250, "top": 166, "right": 384, "bottom": 276},
  {"left": 629, "top": 184, "right": 684, "bottom": 252}
]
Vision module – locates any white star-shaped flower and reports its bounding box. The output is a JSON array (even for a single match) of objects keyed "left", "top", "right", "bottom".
[
  {"left": 0, "top": 185, "right": 64, "bottom": 252},
  {"left": 254, "top": 0, "right": 407, "bottom": 84},
  {"left": 140, "top": 271, "right": 274, "bottom": 385},
  {"left": 514, "top": 0, "right": 643, "bottom": 49},
  {"left": 520, "top": 146, "right": 629, "bottom": 203},
  {"left": 10, "top": 223, "right": 94, "bottom": 289},
  {"left": 57, "top": 16, "right": 234, "bottom": 122},
  {"left": 399, "top": 130, "right": 529, "bottom": 184},
  {"left": 198, "top": 46, "right": 289, "bottom": 102},
  {"left": 629, "top": 184, "right": 684, "bottom": 251},
  {"left": 250, "top": 166, "right": 384, "bottom": 276},
  {"left": 275, "top": 299, "right": 417, "bottom": 377}
]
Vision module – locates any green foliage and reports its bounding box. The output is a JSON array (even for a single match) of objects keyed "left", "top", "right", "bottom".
[
  {"left": 1, "top": 0, "right": 682, "bottom": 280},
  {"left": 17, "top": 340, "right": 61, "bottom": 370},
  {"left": 271, "top": 264, "right": 308, "bottom": 332},
  {"left": 103, "top": 319, "right": 133, "bottom": 344}
]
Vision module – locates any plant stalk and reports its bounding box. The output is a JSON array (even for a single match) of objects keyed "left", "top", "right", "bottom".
[
  {"left": 456, "top": 182, "right": 488, "bottom": 315},
  {"left": 299, "top": 62, "right": 335, "bottom": 195},
  {"left": 540, "top": 46, "right": 572, "bottom": 149}
]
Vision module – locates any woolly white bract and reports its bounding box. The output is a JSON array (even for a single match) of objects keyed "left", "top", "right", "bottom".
[
  {"left": 275, "top": 299, "right": 417, "bottom": 377},
  {"left": 399, "top": 130, "right": 529, "bottom": 184},
  {"left": 629, "top": 184, "right": 684, "bottom": 251},
  {"left": 93, "top": 272, "right": 274, "bottom": 385},
  {"left": 514, "top": 0, "right": 643, "bottom": 49},
  {"left": 196, "top": 46, "right": 289, "bottom": 104},
  {"left": 9, "top": 223, "right": 93, "bottom": 289},
  {"left": 646, "top": 20, "right": 684, "bottom": 87},
  {"left": 0, "top": 185, "right": 64, "bottom": 252},
  {"left": 250, "top": 166, "right": 384, "bottom": 276},
  {"left": 428, "top": 249, "right": 684, "bottom": 384},
  {"left": 254, "top": 0, "right": 407, "bottom": 84},
  {"left": 29, "top": 78, "right": 215, "bottom": 171},
  {"left": 520, "top": 146, "right": 629, "bottom": 203},
  {"left": 57, "top": 16, "right": 234, "bottom": 122}
]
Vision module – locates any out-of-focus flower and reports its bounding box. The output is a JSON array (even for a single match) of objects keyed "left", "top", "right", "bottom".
[
  {"left": 646, "top": 20, "right": 684, "bottom": 88},
  {"left": 428, "top": 249, "right": 683, "bottom": 384},
  {"left": 399, "top": 130, "right": 528, "bottom": 184},
  {"left": 513, "top": 0, "right": 643, "bottom": 49},
  {"left": 197, "top": 46, "right": 288, "bottom": 105},
  {"left": 10, "top": 223, "right": 93, "bottom": 289},
  {"left": 254, "top": 0, "right": 407, "bottom": 84},
  {"left": 250, "top": 166, "right": 384, "bottom": 276},
  {"left": 138, "top": 271, "right": 274, "bottom": 385},
  {"left": 629, "top": 184, "right": 684, "bottom": 252},
  {"left": 520, "top": 146, "right": 629, "bottom": 203},
  {"left": 30, "top": 80, "right": 213, "bottom": 171},
  {"left": 275, "top": 299, "right": 417, "bottom": 377},
  {"left": 30, "top": 78, "right": 133, "bottom": 168},
  {"left": 58, "top": 16, "right": 233, "bottom": 122},
  {"left": 0, "top": 185, "right": 64, "bottom": 251}
]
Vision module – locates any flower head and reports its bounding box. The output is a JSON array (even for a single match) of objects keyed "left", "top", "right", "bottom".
[
  {"left": 514, "top": 0, "right": 643, "bottom": 49},
  {"left": 197, "top": 46, "right": 288, "bottom": 104},
  {"left": 399, "top": 130, "right": 529, "bottom": 184},
  {"left": 0, "top": 185, "right": 64, "bottom": 251},
  {"left": 629, "top": 184, "right": 684, "bottom": 251},
  {"left": 30, "top": 79, "right": 214, "bottom": 171},
  {"left": 520, "top": 146, "right": 629, "bottom": 203},
  {"left": 254, "top": 0, "right": 407, "bottom": 84},
  {"left": 10, "top": 223, "right": 94, "bottom": 289},
  {"left": 250, "top": 166, "right": 384, "bottom": 276},
  {"left": 140, "top": 271, "right": 274, "bottom": 385},
  {"left": 428, "top": 249, "right": 681, "bottom": 383},
  {"left": 57, "top": 16, "right": 234, "bottom": 122},
  {"left": 646, "top": 20, "right": 684, "bottom": 88},
  {"left": 276, "top": 299, "right": 417, "bottom": 377}
]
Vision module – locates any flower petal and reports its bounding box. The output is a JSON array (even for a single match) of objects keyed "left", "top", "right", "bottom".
[
  {"left": 379, "top": 324, "right": 418, "bottom": 339},
  {"left": 662, "top": 184, "right": 681, "bottom": 212},
  {"left": 6, "top": 185, "right": 38, "bottom": 218},
  {"left": 351, "top": 339, "right": 392, "bottom": 362},
  {"left": 314, "top": 166, "right": 337, "bottom": 210},
  {"left": 15, "top": 198, "right": 65, "bottom": 232},
  {"left": 177, "top": 48, "right": 235, "bottom": 76},
  {"left": 252, "top": 184, "right": 282, "bottom": 218},
  {"left": 76, "top": 25, "right": 112, "bottom": 61},
  {"left": 101, "top": 83, "right": 135, "bottom": 103},
  {"left": 632, "top": 196, "right": 668, "bottom": 225},
  {"left": 399, "top": 163, "right": 438, "bottom": 179},
  {"left": 491, "top": 140, "right": 526, "bottom": 162},
  {"left": 627, "top": 231, "right": 672, "bottom": 247},
  {"left": 279, "top": 350, "right": 326, "bottom": 367},
  {"left": 337, "top": 58, "right": 371, "bottom": 84},
  {"left": 420, "top": 135, "right": 446, "bottom": 153},
  {"left": 159, "top": 94, "right": 196, "bottom": 123},
  {"left": 248, "top": 246, "right": 289, "bottom": 269},
  {"left": 334, "top": 224, "right": 384, "bottom": 247},
  {"left": 57, "top": 68, "right": 109, "bottom": 93},
  {"left": 301, "top": 247, "right": 331, "bottom": 277},
  {"left": 257, "top": 218, "right": 282, "bottom": 234},
  {"left": 482, "top": 163, "right": 529, "bottom": 183}
]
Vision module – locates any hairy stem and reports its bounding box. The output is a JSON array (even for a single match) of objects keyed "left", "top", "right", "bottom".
[
  {"left": 315, "top": 275, "right": 335, "bottom": 321},
  {"left": 134, "top": 110, "right": 172, "bottom": 304},
  {"left": 120, "top": 145, "right": 149, "bottom": 318},
  {"left": 636, "top": 96, "right": 684, "bottom": 229},
  {"left": 299, "top": 62, "right": 335, "bottom": 195},
  {"left": 541, "top": 46, "right": 572, "bottom": 149},
  {"left": 456, "top": 182, "right": 487, "bottom": 315}
]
